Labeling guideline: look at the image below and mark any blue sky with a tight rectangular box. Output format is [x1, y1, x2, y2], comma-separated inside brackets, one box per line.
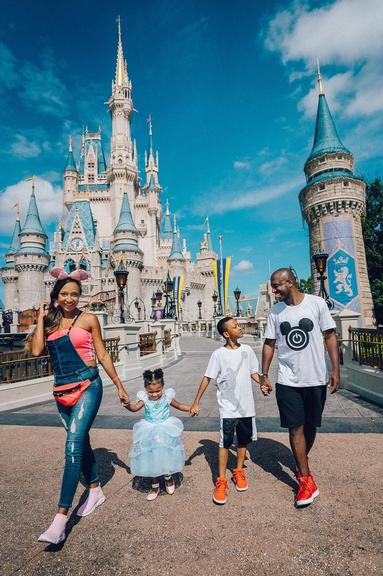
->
[1, 0, 382, 302]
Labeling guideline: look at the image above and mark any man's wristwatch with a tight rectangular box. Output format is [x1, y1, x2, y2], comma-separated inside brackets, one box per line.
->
[260, 372, 269, 379]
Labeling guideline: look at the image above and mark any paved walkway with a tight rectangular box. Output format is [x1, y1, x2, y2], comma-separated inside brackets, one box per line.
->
[1, 336, 383, 432]
[1, 336, 383, 575]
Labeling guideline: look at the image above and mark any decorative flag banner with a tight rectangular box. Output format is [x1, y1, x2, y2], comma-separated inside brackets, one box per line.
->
[212, 257, 231, 314]
[223, 256, 231, 314]
[172, 275, 184, 320]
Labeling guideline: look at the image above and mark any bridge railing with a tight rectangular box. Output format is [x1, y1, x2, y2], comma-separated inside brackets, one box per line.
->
[0, 337, 121, 384]
[349, 327, 383, 370]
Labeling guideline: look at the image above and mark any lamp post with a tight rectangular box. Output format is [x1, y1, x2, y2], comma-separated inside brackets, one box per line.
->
[197, 299, 202, 320]
[114, 263, 129, 324]
[312, 251, 334, 310]
[233, 286, 241, 317]
[163, 272, 174, 318]
[212, 291, 218, 317]
[151, 293, 157, 320]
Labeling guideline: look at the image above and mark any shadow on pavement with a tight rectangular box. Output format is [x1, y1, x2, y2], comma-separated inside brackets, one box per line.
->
[132, 473, 184, 494]
[94, 447, 130, 484]
[185, 439, 239, 483]
[248, 437, 297, 490]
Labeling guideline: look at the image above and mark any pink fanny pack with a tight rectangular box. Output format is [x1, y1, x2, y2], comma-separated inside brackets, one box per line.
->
[53, 380, 91, 407]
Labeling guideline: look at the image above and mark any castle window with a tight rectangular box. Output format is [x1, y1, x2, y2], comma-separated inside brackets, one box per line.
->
[64, 259, 76, 273]
[88, 162, 95, 169]
[318, 184, 326, 191]
[343, 180, 350, 187]
[79, 258, 90, 271]
[88, 175, 95, 182]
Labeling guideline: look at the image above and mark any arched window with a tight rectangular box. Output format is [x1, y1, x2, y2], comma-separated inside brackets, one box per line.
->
[79, 258, 90, 271]
[64, 259, 76, 273]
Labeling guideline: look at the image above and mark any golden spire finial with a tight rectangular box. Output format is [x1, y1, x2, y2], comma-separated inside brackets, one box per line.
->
[317, 57, 324, 95]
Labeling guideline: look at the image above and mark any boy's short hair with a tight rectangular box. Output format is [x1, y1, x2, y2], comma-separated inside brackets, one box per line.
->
[217, 316, 233, 337]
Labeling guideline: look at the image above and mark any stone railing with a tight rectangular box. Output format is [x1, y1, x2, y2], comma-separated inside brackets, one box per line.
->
[138, 332, 157, 356]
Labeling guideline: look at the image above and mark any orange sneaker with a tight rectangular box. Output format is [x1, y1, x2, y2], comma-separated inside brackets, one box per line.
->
[232, 468, 248, 491]
[295, 475, 319, 507]
[213, 477, 228, 504]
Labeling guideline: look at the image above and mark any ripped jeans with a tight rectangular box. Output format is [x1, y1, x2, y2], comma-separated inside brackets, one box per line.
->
[56, 377, 103, 509]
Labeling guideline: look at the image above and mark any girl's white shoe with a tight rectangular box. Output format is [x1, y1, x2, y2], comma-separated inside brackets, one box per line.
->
[147, 483, 160, 501]
[165, 476, 175, 495]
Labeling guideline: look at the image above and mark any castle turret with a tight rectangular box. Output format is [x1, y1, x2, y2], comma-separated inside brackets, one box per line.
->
[0, 210, 21, 310]
[299, 63, 374, 325]
[63, 136, 78, 211]
[112, 192, 143, 304]
[144, 115, 160, 187]
[15, 181, 50, 309]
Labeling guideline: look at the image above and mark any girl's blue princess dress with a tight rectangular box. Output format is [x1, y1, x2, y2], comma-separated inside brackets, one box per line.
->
[129, 388, 185, 478]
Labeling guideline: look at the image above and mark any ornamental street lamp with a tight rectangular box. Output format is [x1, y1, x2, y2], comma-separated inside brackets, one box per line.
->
[233, 286, 241, 317]
[312, 251, 334, 310]
[163, 272, 174, 318]
[212, 290, 218, 317]
[151, 293, 157, 320]
[197, 299, 202, 320]
[114, 263, 129, 324]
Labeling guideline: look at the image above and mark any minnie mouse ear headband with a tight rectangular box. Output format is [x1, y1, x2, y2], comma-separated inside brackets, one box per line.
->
[49, 267, 90, 281]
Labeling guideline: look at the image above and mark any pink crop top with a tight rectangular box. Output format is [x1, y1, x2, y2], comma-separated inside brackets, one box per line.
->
[47, 327, 96, 362]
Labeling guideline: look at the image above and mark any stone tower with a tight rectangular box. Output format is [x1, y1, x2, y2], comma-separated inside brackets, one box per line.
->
[299, 65, 374, 326]
[14, 182, 49, 310]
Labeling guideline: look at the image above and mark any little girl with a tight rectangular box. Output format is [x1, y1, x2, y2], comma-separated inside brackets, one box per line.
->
[126, 368, 191, 500]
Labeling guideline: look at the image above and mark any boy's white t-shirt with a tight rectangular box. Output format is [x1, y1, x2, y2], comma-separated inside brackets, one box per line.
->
[264, 294, 336, 388]
[204, 343, 259, 418]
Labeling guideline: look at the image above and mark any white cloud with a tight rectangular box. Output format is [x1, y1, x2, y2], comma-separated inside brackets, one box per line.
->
[198, 175, 302, 215]
[233, 260, 254, 271]
[263, 0, 383, 119]
[234, 160, 251, 170]
[0, 177, 62, 236]
[10, 134, 41, 158]
[259, 156, 288, 175]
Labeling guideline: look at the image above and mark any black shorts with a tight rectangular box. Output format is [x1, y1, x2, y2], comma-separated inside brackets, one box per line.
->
[276, 383, 327, 429]
[219, 416, 257, 448]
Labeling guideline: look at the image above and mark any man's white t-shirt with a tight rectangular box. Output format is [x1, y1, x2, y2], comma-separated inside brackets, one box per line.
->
[204, 344, 259, 418]
[264, 294, 336, 388]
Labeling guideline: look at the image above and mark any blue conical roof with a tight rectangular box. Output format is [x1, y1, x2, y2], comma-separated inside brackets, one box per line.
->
[168, 217, 184, 262]
[65, 149, 77, 172]
[20, 190, 47, 237]
[307, 94, 350, 161]
[114, 193, 137, 233]
[7, 216, 21, 255]
[161, 200, 173, 240]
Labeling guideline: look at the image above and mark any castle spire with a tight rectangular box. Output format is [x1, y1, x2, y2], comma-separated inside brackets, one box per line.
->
[20, 179, 47, 237]
[6, 211, 21, 256]
[145, 114, 160, 186]
[205, 216, 213, 251]
[168, 215, 185, 262]
[114, 191, 137, 233]
[161, 199, 173, 240]
[306, 65, 350, 162]
[115, 16, 127, 87]
[316, 57, 324, 95]
[64, 135, 77, 172]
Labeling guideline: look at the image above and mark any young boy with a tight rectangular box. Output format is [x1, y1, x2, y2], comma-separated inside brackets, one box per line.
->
[191, 316, 270, 504]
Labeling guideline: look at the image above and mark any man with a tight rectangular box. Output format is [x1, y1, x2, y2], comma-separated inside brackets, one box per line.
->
[261, 268, 340, 507]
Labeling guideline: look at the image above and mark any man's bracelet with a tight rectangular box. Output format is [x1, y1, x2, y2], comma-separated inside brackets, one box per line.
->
[111, 375, 120, 383]
[260, 372, 268, 379]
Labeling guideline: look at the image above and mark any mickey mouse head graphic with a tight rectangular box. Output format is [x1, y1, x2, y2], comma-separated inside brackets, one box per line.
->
[280, 318, 314, 351]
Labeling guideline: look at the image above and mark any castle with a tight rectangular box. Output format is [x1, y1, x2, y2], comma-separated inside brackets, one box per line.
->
[0, 20, 218, 323]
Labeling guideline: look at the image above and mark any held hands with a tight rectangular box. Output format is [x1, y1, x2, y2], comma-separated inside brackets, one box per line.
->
[260, 376, 273, 396]
[190, 402, 200, 417]
[328, 370, 340, 394]
[118, 387, 130, 407]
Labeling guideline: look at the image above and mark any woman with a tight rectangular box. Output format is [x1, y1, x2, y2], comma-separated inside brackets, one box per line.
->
[29, 267, 129, 544]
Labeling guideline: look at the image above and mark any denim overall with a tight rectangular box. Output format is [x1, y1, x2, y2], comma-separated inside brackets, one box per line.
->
[47, 315, 103, 509]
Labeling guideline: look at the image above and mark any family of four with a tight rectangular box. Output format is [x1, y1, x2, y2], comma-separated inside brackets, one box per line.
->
[30, 266, 339, 545]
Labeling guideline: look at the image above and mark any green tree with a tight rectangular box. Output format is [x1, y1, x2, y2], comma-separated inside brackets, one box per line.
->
[363, 178, 383, 325]
[299, 277, 313, 294]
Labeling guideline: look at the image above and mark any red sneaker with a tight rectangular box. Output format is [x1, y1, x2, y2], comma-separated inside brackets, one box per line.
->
[295, 475, 319, 507]
[213, 477, 228, 504]
[232, 468, 248, 491]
